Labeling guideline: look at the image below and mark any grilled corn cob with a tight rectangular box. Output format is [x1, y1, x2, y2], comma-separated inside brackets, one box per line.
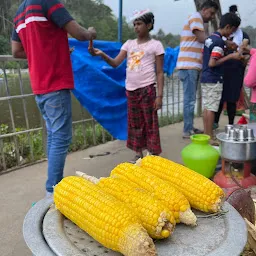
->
[77, 171, 175, 239]
[54, 176, 156, 256]
[139, 155, 225, 212]
[110, 163, 197, 226]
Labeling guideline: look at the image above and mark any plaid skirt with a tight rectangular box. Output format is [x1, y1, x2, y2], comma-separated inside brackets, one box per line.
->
[126, 84, 162, 155]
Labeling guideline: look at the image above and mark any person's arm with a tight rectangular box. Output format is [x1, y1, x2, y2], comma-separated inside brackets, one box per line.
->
[193, 30, 206, 44]
[154, 41, 165, 111]
[99, 50, 127, 68]
[11, 28, 27, 59]
[237, 32, 250, 66]
[45, 0, 96, 40]
[208, 45, 242, 68]
[12, 41, 27, 59]
[64, 21, 96, 41]
[189, 14, 205, 43]
[154, 54, 164, 111]
[89, 47, 127, 68]
[89, 40, 129, 67]
[209, 53, 241, 67]
[156, 54, 164, 97]
[225, 40, 238, 51]
[244, 50, 256, 88]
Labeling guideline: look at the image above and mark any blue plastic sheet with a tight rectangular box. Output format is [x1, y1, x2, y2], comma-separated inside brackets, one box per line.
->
[69, 39, 128, 140]
[69, 39, 179, 140]
[164, 46, 180, 76]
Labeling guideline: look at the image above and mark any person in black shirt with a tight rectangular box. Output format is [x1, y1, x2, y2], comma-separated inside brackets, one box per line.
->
[214, 5, 250, 127]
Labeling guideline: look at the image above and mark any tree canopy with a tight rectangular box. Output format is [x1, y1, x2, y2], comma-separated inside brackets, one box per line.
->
[0, 0, 182, 55]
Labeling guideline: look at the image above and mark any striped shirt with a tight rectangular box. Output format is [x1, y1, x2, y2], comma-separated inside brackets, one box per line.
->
[176, 12, 204, 70]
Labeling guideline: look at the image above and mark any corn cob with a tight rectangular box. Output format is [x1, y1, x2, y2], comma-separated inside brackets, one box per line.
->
[77, 171, 175, 239]
[54, 176, 156, 256]
[109, 163, 197, 226]
[139, 155, 225, 213]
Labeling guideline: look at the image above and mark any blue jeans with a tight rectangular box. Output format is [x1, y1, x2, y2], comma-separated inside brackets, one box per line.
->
[35, 90, 72, 193]
[178, 70, 199, 133]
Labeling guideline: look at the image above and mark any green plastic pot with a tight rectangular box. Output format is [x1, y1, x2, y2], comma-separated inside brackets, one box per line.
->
[181, 134, 220, 178]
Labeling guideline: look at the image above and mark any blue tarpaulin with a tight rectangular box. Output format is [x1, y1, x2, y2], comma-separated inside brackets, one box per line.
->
[164, 46, 180, 76]
[69, 39, 179, 140]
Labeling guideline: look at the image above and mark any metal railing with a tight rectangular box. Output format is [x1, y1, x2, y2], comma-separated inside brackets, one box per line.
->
[0, 55, 201, 173]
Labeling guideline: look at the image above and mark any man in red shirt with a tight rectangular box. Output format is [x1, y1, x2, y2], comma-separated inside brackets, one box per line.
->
[12, 0, 96, 197]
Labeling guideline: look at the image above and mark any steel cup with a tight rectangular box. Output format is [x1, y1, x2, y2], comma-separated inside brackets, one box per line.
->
[228, 129, 237, 141]
[238, 129, 246, 141]
[247, 128, 255, 141]
[225, 125, 233, 135]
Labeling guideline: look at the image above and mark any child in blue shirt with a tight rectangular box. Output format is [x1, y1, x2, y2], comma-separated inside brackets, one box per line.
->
[201, 12, 242, 145]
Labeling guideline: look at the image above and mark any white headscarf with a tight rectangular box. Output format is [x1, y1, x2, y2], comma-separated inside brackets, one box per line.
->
[129, 9, 152, 23]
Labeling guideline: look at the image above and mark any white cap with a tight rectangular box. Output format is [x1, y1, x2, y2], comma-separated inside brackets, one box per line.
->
[129, 9, 151, 23]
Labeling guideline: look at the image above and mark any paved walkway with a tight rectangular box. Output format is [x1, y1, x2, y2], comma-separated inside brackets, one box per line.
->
[0, 116, 230, 256]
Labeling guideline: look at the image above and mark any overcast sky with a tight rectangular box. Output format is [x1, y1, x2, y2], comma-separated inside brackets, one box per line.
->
[103, 0, 256, 35]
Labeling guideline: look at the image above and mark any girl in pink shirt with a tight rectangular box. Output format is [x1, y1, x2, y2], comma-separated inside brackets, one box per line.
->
[244, 48, 256, 122]
[89, 10, 165, 162]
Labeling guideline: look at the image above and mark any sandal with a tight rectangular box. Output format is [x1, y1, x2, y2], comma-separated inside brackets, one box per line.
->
[193, 128, 204, 134]
[129, 154, 143, 164]
[210, 139, 219, 146]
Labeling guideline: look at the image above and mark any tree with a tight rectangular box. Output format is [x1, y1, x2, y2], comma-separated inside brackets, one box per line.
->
[153, 29, 180, 48]
[0, 0, 200, 55]
[0, 35, 10, 54]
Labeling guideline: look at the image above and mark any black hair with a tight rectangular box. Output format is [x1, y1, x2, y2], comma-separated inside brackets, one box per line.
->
[219, 12, 241, 29]
[200, 0, 219, 11]
[135, 12, 155, 31]
[229, 5, 238, 13]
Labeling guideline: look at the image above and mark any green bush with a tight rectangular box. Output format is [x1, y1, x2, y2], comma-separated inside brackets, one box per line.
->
[0, 35, 10, 55]
[0, 124, 45, 171]
[69, 123, 112, 152]
[0, 122, 112, 171]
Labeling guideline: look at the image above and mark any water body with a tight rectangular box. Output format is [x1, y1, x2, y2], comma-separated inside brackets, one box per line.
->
[0, 76, 91, 129]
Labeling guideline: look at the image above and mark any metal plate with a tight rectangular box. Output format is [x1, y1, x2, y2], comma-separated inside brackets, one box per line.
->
[42, 202, 247, 256]
[63, 218, 120, 256]
[23, 198, 56, 256]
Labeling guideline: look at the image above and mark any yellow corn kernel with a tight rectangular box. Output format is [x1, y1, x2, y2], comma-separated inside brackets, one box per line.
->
[54, 176, 156, 256]
[139, 156, 225, 213]
[110, 163, 197, 226]
[97, 176, 175, 239]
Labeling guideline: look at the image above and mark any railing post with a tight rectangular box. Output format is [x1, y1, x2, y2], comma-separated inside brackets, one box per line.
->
[171, 74, 175, 123]
[118, 0, 123, 42]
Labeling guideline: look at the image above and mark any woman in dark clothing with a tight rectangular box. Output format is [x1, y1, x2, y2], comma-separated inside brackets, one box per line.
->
[214, 5, 250, 127]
